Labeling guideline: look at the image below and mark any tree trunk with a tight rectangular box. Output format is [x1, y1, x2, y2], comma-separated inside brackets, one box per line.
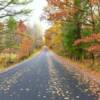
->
[89, 0, 96, 32]
[91, 53, 95, 66]
[76, 22, 83, 60]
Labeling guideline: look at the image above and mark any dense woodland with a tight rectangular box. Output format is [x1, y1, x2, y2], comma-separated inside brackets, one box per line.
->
[44, 0, 100, 68]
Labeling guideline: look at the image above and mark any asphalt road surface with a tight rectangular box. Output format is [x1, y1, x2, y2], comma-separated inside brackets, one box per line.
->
[0, 49, 99, 100]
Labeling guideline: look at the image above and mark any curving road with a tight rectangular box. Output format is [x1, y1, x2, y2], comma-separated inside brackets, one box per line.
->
[0, 49, 99, 100]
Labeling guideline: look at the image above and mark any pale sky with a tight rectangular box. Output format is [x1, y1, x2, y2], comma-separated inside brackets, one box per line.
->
[26, 0, 50, 35]
[28, 0, 47, 20]
[1, 0, 50, 35]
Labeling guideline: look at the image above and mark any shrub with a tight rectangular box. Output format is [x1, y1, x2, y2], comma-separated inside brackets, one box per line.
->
[0, 53, 17, 67]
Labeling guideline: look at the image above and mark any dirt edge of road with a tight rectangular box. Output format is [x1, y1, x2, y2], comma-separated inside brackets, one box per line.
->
[0, 51, 41, 74]
[50, 51, 100, 96]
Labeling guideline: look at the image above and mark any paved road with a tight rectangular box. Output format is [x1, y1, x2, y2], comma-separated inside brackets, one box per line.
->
[0, 50, 99, 100]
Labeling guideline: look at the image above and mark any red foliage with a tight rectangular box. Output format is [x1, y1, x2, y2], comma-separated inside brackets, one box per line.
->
[17, 37, 33, 59]
[74, 33, 100, 45]
[74, 33, 100, 53]
[0, 22, 4, 28]
[48, 0, 69, 5]
[47, 0, 78, 21]
[48, 7, 78, 20]
[16, 20, 27, 34]
[87, 45, 100, 53]
[49, 10, 68, 20]
[89, 0, 100, 5]
[47, 0, 68, 6]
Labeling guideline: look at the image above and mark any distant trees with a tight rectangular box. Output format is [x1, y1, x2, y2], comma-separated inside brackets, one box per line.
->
[33, 23, 44, 48]
[45, 21, 62, 50]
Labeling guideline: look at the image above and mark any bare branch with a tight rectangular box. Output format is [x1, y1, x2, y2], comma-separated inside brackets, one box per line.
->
[0, 0, 13, 10]
[0, 9, 32, 18]
[0, 0, 33, 18]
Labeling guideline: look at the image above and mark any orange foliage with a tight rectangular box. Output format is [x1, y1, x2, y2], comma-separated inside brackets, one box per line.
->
[17, 37, 33, 59]
[87, 45, 100, 53]
[48, 0, 61, 6]
[0, 22, 4, 28]
[49, 10, 68, 20]
[16, 20, 27, 34]
[74, 33, 100, 45]
[47, 0, 78, 21]
[48, 7, 78, 20]
[15, 20, 33, 59]
[74, 33, 100, 53]
[48, 0, 70, 6]
[89, 0, 100, 5]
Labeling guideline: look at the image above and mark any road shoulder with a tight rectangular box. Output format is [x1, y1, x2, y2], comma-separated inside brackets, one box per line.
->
[0, 51, 41, 74]
[50, 51, 100, 95]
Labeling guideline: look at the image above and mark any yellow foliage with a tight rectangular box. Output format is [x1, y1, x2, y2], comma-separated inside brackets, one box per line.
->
[45, 21, 63, 51]
[0, 53, 17, 65]
[46, 21, 62, 34]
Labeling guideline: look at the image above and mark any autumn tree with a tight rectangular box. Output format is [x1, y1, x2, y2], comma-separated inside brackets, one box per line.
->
[73, 0, 100, 63]
[15, 20, 34, 59]
[45, 21, 63, 54]
[18, 36, 33, 59]
[74, 33, 100, 64]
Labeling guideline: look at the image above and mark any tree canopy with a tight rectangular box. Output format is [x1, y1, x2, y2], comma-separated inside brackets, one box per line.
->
[44, 0, 100, 63]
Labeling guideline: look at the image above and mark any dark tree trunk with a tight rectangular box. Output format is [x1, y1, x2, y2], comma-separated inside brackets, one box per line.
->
[76, 22, 83, 60]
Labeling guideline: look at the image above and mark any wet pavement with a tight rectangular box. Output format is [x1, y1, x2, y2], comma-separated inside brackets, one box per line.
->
[0, 50, 99, 100]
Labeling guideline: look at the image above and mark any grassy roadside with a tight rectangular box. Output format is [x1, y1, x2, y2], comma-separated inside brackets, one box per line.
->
[59, 55, 100, 72]
[51, 50, 100, 82]
[0, 48, 41, 73]
[51, 51, 100, 95]
[53, 49, 100, 72]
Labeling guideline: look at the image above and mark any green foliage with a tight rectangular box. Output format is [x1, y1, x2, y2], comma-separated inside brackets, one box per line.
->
[0, 17, 19, 51]
[7, 16, 17, 32]
[11, 0, 33, 4]
[62, 22, 84, 58]
[95, 20, 100, 32]
[3, 17, 18, 49]
[75, 0, 81, 7]
[82, 29, 92, 36]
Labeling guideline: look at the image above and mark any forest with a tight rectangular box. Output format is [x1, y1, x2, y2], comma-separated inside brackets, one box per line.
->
[44, 0, 100, 71]
[0, 0, 43, 71]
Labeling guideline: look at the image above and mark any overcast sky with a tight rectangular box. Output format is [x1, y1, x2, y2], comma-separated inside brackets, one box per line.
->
[26, 0, 50, 35]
